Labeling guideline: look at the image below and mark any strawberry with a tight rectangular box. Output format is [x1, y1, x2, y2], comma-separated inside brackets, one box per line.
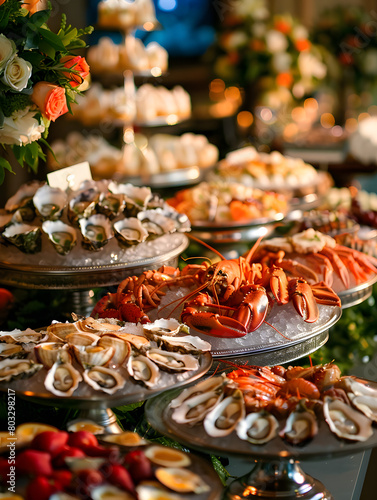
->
[25, 475, 61, 500]
[82, 444, 119, 461]
[51, 469, 73, 488]
[123, 450, 152, 483]
[67, 430, 98, 449]
[102, 463, 135, 492]
[53, 446, 86, 468]
[17, 449, 53, 477]
[30, 431, 69, 457]
[73, 468, 104, 497]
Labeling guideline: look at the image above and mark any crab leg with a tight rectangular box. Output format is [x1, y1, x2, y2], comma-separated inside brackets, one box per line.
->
[310, 281, 341, 307]
[319, 247, 350, 289]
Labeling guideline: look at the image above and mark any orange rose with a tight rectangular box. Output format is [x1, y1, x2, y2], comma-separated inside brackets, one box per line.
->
[0, 0, 6, 7]
[60, 55, 90, 88]
[22, 0, 45, 15]
[276, 72, 293, 88]
[31, 82, 68, 122]
[295, 39, 311, 52]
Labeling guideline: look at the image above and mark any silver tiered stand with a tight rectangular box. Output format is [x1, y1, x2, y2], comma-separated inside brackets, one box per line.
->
[145, 376, 377, 500]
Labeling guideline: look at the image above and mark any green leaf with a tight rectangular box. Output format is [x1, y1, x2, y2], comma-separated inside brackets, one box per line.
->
[39, 39, 55, 59]
[211, 455, 231, 485]
[61, 28, 78, 46]
[0, 157, 15, 185]
[29, 9, 50, 27]
[38, 27, 66, 52]
[24, 142, 40, 173]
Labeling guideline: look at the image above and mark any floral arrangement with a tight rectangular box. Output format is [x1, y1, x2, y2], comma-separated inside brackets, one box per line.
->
[212, 1, 327, 107]
[0, 0, 93, 183]
[312, 6, 377, 93]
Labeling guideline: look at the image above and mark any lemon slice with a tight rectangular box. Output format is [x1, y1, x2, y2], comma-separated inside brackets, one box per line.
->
[15, 422, 59, 443]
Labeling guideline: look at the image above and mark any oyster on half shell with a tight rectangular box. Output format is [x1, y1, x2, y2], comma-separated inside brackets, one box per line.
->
[33, 184, 67, 220]
[34, 342, 71, 368]
[44, 358, 82, 397]
[137, 209, 176, 237]
[279, 399, 318, 445]
[79, 214, 113, 251]
[2, 223, 42, 253]
[237, 411, 279, 445]
[42, 220, 77, 255]
[146, 348, 199, 372]
[0, 358, 43, 382]
[143, 318, 189, 340]
[323, 396, 373, 441]
[113, 217, 148, 247]
[83, 366, 125, 394]
[127, 354, 160, 388]
[203, 388, 245, 437]
[68, 187, 99, 225]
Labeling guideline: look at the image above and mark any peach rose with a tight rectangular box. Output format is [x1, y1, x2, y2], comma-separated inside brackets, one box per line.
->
[0, 0, 6, 7]
[31, 82, 68, 122]
[60, 55, 90, 88]
[22, 0, 46, 15]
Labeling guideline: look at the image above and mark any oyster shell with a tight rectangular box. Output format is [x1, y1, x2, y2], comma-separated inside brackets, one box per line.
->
[2, 223, 42, 253]
[96, 191, 125, 219]
[83, 365, 125, 394]
[155, 206, 191, 233]
[348, 394, 377, 422]
[0, 328, 43, 344]
[171, 388, 225, 426]
[340, 377, 377, 398]
[143, 319, 189, 340]
[42, 220, 77, 255]
[323, 396, 373, 441]
[136, 484, 182, 500]
[146, 348, 199, 372]
[0, 358, 43, 382]
[98, 335, 131, 367]
[279, 400, 318, 445]
[79, 214, 114, 251]
[66, 419, 105, 434]
[144, 445, 191, 467]
[44, 359, 82, 397]
[72, 344, 115, 369]
[237, 411, 279, 444]
[137, 209, 176, 237]
[47, 322, 79, 341]
[155, 467, 209, 493]
[114, 332, 150, 351]
[127, 354, 160, 388]
[170, 374, 229, 409]
[5, 180, 44, 212]
[109, 182, 152, 217]
[33, 184, 67, 220]
[34, 342, 71, 368]
[68, 187, 99, 225]
[157, 334, 211, 354]
[113, 217, 148, 247]
[101, 431, 148, 447]
[0, 343, 25, 359]
[0, 211, 13, 232]
[203, 388, 245, 437]
[65, 332, 100, 346]
[91, 486, 133, 500]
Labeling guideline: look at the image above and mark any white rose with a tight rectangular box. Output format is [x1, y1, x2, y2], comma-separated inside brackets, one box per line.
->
[298, 52, 327, 80]
[272, 52, 292, 72]
[0, 34, 16, 73]
[292, 25, 309, 41]
[2, 56, 32, 91]
[266, 30, 288, 53]
[0, 108, 45, 146]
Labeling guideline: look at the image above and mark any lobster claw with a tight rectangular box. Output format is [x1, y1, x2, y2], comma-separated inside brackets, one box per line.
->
[182, 309, 247, 338]
[310, 281, 341, 307]
[232, 284, 269, 332]
[288, 278, 319, 323]
[268, 267, 289, 305]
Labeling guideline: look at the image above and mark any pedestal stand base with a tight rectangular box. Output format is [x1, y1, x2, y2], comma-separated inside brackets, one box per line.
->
[224, 459, 334, 499]
[70, 408, 123, 434]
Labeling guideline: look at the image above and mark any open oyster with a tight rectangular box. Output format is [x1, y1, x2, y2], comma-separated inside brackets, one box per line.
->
[33, 184, 67, 220]
[2, 223, 42, 253]
[171, 388, 225, 426]
[0, 343, 25, 359]
[79, 214, 113, 251]
[203, 388, 245, 437]
[127, 354, 160, 388]
[96, 191, 124, 219]
[98, 335, 131, 367]
[42, 220, 77, 255]
[44, 358, 82, 397]
[0, 359, 42, 382]
[83, 366, 125, 394]
[109, 182, 152, 217]
[155, 467, 209, 493]
[157, 334, 211, 354]
[143, 319, 189, 340]
[113, 217, 148, 247]
[91, 485, 133, 500]
[279, 399, 318, 445]
[5, 180, 43, 213]
[34, 342, 71, 368]
[68, 187, 99, 225]
[137, 209, 176, 237]
[323, 396, 373, 441]
[0, 328, 43, 344]
[237, 411, 279, 444]
[155, 206, 191, 233]
[146, 348, 199, 372]
[72, 344, 115, 369]
[144, 445, 191, 467]
[170, 374, 229, 409]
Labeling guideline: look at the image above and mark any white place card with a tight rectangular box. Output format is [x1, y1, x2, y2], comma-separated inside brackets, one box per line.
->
[47, 162, 92, 191]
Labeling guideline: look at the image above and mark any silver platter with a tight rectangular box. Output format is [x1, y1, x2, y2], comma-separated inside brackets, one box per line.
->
[338, 273, 377, 309]
[0, 234, 188, 290]
[0, 352, 212, 410]
[145, 375, 377, 461]
[117, 165, 207, 189]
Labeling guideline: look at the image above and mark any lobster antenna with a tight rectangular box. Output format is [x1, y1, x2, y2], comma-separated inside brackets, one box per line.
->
[245, 234, 265, 264]
[187, 233, 225, 260]
[181, 255, 212, 265]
